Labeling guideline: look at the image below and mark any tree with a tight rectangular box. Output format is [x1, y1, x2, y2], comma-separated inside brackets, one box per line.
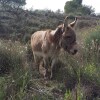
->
[77, 5, 94, 15]
[64, 1, 79, 14]
[0, 0, 26, 9]
[73, 0, 82, 5]
[64, 0, 94, 15]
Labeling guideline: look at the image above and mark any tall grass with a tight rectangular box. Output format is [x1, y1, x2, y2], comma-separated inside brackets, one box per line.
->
[0, 40, 28, 74]
[0, 40, 31, 100]
[84, 27, 100, 65]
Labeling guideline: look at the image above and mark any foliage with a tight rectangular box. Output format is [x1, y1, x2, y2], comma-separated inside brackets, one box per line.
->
[0, 9, 65, 43]
[73, 0, 82, 5]
[0, 77, 6, 100]
[0, 40, 27, 74]
[0, 0, 26, 9]
[64, 1, 79, 14]
[77, 5, 94, 15]
[77, 19, 97, 29]
[64, 0, 94, 15]
[84, 26, 100, 64]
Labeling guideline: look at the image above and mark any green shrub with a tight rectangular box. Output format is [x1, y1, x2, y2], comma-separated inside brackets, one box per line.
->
[64, 84, 86, 100]
[0, 77, 6, 100]
[0, 39, 31, 99]
[84, 27, 100, 64]
[81, 63, 100, 89]
[0, 40, 27, 74]
[77, 20, 97, 29]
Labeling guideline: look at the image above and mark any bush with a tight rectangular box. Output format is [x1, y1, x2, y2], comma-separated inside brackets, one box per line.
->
[64, 0, 94, 15]
[0, 77, 6, 100]
[0, 39, 31, 100]
[0, 40, 27, 74]
[84, 27, 100, 64]
[77, 20, 97, 29]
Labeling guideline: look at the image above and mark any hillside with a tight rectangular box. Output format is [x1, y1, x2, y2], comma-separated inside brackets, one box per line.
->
[0, 8, 100, 42]
[0, 9, 64, 41]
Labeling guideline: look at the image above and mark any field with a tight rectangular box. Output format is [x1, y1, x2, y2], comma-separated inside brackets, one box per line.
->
[0, 9, 100, 100]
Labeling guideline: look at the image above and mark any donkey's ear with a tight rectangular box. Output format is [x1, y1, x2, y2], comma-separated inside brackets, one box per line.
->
[69, 17, 77, 28]
[55, 25, 63, 35]
[63, 16, 68, 31]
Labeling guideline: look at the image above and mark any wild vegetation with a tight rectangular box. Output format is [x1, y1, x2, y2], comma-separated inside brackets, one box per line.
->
[0, 0, 100, 100]
[64, 0, 94, 15]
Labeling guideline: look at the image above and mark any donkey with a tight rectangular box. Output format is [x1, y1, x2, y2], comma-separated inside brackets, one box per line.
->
[31, 16, 78, 79]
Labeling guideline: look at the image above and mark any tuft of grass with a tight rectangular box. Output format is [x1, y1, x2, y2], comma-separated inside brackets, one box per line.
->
[0, 77, 6, 100]
[0, 40, 28, 74]
[83, 26, 100, 64]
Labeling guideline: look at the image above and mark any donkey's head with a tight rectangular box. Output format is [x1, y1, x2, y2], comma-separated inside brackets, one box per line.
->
[59, 16, 78, 55]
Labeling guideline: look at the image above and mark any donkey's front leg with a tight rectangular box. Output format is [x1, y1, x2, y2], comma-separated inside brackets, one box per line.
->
[42, 57, 50, 79]
[50, 59, 56, 79]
